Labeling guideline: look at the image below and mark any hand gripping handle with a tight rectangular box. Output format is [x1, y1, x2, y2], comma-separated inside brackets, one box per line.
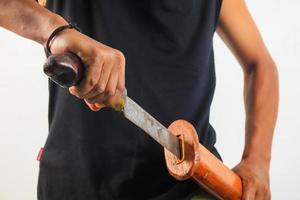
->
[43, 53, 125, 111]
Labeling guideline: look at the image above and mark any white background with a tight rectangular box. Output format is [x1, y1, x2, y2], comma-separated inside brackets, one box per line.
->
[0, 1, 299, 199]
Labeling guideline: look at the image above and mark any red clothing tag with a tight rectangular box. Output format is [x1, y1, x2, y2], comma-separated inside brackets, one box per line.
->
[36, 147, 44, 161]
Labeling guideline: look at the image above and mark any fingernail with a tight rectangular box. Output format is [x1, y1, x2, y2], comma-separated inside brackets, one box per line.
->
[91, 107, 100, 112]
[94, 103, 101, 108]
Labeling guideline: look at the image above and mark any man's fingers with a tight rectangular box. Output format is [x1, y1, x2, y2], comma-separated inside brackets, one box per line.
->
[80, 85, 102, 99]
[84, 100, 104, 112]
[117, 56, 125, 91]
[98, 60, 113, 95]
[106, 67, 119, 96]
[242, 180, 256, 200]
[66, 46, 125, 112]
[117, 70, 125, 92]
[255, 190, 265, 200]
[79, 67, 119, 106]
[264, 190, 271, 200]
[85, 93, 107, 104]
[70, 61, 102, 97]
[81, 71, 104, 99]
[256, 184, 271, 200]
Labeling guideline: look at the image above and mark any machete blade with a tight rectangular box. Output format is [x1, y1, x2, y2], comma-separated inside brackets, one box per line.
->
[122, 97, 181, 158]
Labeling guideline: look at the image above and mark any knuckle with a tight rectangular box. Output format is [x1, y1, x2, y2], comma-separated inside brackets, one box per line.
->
[97, 83, 106, 93]
[106, 88, 115, 96]
[90, 48, 104, 65]
[118, 79, 125, 90]
[118, 83, 125, 91]
[254, 177, 261, 185]
[94, 84, 105, 93]
[87, 77, 97, 88]
[87, 49, 98, 64]
[113, 50, 125, 65]
[252, 177, 262, 187]
[247, 178, 256, 186]
[251, 179, 259, 186]
[103, 51, 113, 64]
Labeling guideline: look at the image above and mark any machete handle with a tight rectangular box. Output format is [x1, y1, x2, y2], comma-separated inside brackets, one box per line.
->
[164, 120, 243, 200]
[43, 53, 83, 88]
[43, 53, 125, 111]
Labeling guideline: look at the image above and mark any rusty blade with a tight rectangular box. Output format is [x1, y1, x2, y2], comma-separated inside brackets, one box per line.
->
[123, 97, 181, 158]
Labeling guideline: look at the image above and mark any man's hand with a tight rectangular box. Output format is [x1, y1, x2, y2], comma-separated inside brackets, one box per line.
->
[49, 28, 126, 111]
[233, 159, 271, 200]
[0, 0, 125, 111]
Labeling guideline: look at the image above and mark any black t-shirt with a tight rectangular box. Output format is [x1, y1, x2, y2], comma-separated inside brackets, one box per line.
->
[38, 1, 223, 200]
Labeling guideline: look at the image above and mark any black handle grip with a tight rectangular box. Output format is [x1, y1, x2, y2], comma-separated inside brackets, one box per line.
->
[43, 53, 84, 88]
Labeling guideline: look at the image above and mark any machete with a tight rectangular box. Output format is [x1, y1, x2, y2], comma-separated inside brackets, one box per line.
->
[122, 95, 182, 158]
[43, 52, 243, 200]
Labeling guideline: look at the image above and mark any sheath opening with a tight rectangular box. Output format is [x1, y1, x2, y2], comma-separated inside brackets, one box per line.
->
[176, 134, 185, 164]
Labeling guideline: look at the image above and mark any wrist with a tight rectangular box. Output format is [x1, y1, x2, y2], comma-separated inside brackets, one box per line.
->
[40, 14, 68, 47]
[45, 23, 81, 54]
[241, 152, 271, 171]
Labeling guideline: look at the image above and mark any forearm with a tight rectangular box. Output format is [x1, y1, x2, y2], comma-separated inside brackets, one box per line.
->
[242, 57, 279, 169]
[0, 0, 66, 45]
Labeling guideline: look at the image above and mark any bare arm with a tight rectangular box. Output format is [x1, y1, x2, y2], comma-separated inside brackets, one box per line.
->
[0, 0, 66, 45]
[0, 0, 125, 110]
[217, 0, 279, 199]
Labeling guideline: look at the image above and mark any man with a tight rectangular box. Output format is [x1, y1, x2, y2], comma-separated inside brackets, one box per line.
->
[0, 0, 278, 199]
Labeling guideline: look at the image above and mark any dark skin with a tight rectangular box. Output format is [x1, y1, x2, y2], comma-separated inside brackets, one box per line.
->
[0, 0, 279, 199]
[217, 0, 278, 199]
